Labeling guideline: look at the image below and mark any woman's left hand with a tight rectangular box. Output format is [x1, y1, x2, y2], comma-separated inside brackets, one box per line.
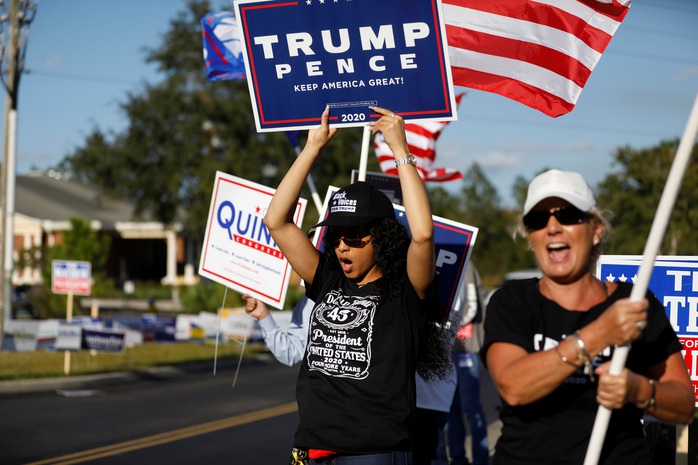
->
[369, 106, 409, 155]
[595, 362, 640, 409]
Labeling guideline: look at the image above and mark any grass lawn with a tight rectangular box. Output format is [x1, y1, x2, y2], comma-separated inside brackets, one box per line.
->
[0, 341, 266, 381]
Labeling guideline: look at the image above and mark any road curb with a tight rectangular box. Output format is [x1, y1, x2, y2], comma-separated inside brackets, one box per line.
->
[0, 371, 140, 394]
[0, 356, 265, 395]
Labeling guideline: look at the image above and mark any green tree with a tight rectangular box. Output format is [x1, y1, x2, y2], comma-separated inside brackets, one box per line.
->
[427, 164, 536, 288]
[427, 185, 465, 221]
[59, 0, 368, 240]
[459, 164, 536, 286]
[596, 139, 698, 256]
[25, 218, 112, 319]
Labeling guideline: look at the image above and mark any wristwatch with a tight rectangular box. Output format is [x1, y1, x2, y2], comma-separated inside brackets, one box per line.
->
[395, 154, 417, 167]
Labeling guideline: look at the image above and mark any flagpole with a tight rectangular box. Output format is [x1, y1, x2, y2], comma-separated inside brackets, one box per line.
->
[358, 125, 371, 182]
[583, 91, 698, 465]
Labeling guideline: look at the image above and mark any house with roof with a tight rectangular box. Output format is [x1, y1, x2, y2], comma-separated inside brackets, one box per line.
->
[13, 172, 197, 292]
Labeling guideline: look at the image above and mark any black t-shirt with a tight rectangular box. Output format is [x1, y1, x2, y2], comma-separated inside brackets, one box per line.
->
[481, 279, 682, 465]
[294, 257, 433, 454]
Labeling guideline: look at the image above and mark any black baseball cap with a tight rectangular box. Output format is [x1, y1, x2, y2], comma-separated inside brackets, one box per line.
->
[315, 181, 395, 228]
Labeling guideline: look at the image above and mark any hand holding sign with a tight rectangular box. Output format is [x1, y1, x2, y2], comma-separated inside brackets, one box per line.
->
[368, 106, 409, 158]
[234, 0, 457, 131]
[306, 106, 338, 153]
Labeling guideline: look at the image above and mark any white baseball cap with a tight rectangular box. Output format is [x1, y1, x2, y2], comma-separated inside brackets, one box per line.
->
[523, 169, 595, 215]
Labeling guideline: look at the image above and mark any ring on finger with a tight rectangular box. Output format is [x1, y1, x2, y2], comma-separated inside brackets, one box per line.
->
[636, 320, 647, 330]
[391, 112, 397, 118]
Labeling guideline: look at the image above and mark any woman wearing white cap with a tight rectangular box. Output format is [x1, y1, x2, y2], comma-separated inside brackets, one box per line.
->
[265, 106, 445, 465]
[481, 169, 693, 465]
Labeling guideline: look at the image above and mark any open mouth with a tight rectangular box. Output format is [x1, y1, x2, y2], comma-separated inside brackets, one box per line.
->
[339, 258, 353, 274]
[547, 242, 570, 261]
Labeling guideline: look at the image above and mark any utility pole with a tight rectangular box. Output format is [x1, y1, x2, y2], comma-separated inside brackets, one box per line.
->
[0, 0, 38, 346]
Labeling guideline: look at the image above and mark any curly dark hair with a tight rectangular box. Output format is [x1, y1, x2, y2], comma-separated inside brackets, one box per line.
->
[416, 321, 455, 382]
[322, 218, 452, 381]
[416, 274, 456, 382]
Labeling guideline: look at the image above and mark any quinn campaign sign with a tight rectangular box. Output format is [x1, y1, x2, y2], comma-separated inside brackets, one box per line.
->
[315, 185, 477, 323]
[199, 171, 307, 309]
[51, 260, 92, 296]
[234, 0, 457, 132]
[597, 255, 698, 405]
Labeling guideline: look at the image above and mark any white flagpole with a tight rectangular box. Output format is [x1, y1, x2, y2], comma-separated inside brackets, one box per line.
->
[358, 125, 371, 181]
[584, 91, 698, 465]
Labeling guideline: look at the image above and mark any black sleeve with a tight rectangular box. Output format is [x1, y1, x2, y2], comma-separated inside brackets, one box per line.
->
[480, 280, 538, 366]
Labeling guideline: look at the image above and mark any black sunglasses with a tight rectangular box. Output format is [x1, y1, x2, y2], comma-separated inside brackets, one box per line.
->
[523, 206, 589, 231]
[324, 231, 372, 248]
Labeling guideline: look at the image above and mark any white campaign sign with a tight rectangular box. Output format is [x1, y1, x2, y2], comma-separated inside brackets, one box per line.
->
[51, 260, 92, 296]
[198, 171, 307, 309]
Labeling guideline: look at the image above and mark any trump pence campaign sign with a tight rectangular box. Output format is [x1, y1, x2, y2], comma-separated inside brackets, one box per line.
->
[234, 0, 457, 131]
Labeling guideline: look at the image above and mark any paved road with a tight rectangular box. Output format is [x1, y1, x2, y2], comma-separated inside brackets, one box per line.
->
[0, 355, 300, 464]
[0, 354, 504, 465]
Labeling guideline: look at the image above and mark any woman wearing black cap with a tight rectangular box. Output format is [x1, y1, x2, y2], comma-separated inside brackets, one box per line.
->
[481, 169, 694, 465]
[265, 105, 437, 465]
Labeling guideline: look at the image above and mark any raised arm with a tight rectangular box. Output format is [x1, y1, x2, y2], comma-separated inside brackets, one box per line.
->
[369, 107, 435, 298]
[263, 107, 338, 285]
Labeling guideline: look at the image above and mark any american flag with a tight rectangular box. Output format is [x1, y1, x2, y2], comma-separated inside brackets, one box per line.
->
[374, 94, 465, 183]
[444, 0, 631, 117]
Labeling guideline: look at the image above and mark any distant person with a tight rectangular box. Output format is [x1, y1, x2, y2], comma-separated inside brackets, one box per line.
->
[482, 169, 694, 465]
[434, 262, 489, 465]
[262, 105, 444, 464]
[242, 294, 312, 366]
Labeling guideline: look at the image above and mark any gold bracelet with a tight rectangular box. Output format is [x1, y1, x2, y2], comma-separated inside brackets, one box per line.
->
[554, 344, 582, 367]
[573, 331, 593, 360]
[572, 331, 595, 382]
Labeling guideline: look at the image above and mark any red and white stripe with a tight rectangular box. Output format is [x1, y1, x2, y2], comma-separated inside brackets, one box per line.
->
[374, 94, 465, 183]
[444, 0, 631, 117]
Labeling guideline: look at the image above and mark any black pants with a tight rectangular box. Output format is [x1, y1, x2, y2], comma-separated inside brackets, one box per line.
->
[412, 408, 448, 465]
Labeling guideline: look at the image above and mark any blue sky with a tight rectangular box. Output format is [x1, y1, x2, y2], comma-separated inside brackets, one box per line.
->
[5, 0, 698, 208]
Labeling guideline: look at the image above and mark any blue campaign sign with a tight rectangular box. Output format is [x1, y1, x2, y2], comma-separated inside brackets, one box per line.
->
[314, 185, 478, 323]
[598, 255, 698, 405]
[81, 329, 126, 354]
[405, 210, 478, 323]
[234, 0, 457, 132]
[597, 255, 698, 337]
